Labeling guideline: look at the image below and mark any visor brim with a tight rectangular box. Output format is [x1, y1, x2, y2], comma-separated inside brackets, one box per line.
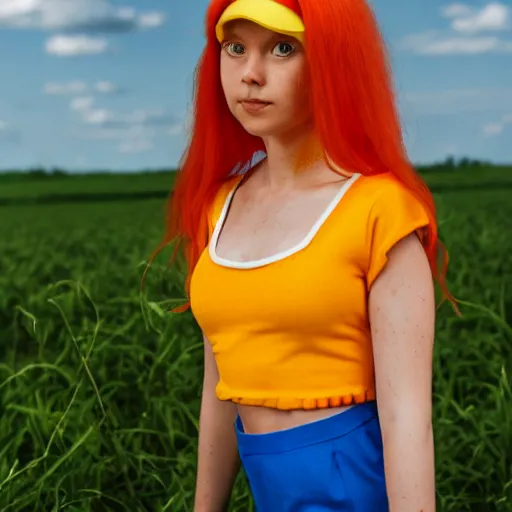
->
[215, 0, 305, 43]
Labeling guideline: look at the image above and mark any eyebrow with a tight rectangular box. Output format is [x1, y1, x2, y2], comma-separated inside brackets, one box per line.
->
[222, 27, 242, 40]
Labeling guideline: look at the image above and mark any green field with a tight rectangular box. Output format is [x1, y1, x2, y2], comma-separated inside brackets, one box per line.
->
[0, 164, 511, 202]
[0, 168, 511, 511]
[0, 172, 177, 201]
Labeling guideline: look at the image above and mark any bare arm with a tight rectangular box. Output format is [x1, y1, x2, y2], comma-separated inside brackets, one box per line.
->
[369, 233, 436, 512]
[194, 334, 241, 512]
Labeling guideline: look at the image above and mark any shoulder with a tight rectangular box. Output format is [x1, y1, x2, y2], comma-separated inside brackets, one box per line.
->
[350, 172, 429, 227]
[350, 172, 431, 288]
[352, 172, 421, 207]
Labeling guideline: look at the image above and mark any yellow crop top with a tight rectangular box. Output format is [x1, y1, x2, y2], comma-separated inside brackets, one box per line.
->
[189, 171, 430, 410]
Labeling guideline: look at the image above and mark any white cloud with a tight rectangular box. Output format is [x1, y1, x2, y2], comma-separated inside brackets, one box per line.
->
[400, 3, 512, 55]
[80, 124, 155, 153]
[121, 108, 174, 126]
[138, 12, 166, 28]
[403, 88, 512, 115]
[482, 112, 512, 136]
[399, 32, 512, 55]
[443, 2, 510, 33]
[95, 81, 119, 94]
[2, 1, 164, 58]
[117, 7, 135, 20]
[0, 0, 165, 33]
[82, 127, 128, 140]
[483, 123, 504, 136]
[45, 35, 109, 56]
[45, 80, 121, 95]
[83, 108, 114, 125]
[68, 93, 176, 129]
[442, 4, 474, 18]
[67, 94, 179, 153]
[118, 138, 154, 153]
[44, 80, 87, 94]
[76, 106, 174, 128]
[70, 96, 95, 111]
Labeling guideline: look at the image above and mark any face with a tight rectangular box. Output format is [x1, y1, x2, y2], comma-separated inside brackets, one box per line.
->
[219, 19, 312, 139]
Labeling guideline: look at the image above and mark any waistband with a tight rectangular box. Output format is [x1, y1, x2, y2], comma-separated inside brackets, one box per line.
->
[235, 400, 378, 456]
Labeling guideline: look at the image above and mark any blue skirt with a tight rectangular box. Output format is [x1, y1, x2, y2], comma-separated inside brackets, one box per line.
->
[235, 400, 389, 511]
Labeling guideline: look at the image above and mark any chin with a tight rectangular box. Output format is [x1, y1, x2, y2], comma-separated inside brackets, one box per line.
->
[237, 118, 283, 138]
[241, 125, 273, 137]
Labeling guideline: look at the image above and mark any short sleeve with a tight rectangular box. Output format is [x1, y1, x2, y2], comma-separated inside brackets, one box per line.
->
[365, 180, 430, 289]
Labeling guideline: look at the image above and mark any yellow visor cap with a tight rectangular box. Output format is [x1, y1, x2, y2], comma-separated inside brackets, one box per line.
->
[215, 0, 305, 44]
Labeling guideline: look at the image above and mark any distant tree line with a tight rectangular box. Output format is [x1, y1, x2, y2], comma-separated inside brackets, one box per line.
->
[0, 157, 506, 182]
[0, 167, 176, 182]
[416, 156, 495, 173]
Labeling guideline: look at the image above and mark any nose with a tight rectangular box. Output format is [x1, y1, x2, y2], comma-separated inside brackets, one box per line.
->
[241, 53, 266, 86]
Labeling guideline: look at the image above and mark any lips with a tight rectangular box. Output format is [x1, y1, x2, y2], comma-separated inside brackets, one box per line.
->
[240, 99, 271, 113]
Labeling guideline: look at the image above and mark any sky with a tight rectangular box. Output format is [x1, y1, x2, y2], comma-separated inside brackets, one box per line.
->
[0, 0, 511, 172]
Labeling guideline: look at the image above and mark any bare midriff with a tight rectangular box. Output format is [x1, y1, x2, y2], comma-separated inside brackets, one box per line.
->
[237, 403, 355, 434]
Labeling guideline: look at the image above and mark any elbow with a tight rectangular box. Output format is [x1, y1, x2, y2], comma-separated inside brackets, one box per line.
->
[377, 399, 433, 436]
[378, 408, 433, 444]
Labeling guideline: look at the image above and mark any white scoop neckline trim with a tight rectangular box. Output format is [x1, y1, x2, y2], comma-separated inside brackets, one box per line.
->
[209, 172, 361, 269]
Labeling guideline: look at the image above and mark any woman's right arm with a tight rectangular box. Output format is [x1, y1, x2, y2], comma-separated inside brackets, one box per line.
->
[193, 334, 241, 512]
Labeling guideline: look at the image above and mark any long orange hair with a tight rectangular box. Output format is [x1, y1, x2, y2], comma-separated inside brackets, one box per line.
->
[143, 0, 458, 314]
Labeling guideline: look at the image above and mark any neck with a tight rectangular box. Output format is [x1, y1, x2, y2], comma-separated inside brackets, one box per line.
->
[259, 124, 322, 191]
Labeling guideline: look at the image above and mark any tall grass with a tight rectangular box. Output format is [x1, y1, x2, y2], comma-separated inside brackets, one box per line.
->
[0, 190, 511, 511]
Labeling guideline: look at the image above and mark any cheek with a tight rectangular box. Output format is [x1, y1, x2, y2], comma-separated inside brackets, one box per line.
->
[278, 64, 311, 115]
[220, 60, 237, 109]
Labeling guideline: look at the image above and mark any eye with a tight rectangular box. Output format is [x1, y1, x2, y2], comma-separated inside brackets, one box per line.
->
[272, 41, 295, 57]
[224, 42, 246, 56]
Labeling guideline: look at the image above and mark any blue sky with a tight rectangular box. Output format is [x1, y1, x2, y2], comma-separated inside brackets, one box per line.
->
[0, 0, 510, 172]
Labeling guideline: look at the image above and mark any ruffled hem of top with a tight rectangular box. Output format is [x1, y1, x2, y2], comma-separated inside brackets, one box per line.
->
[227, 389, 376, 411]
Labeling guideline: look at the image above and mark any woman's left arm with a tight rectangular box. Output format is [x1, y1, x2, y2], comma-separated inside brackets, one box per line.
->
[369, 231, 436, 512]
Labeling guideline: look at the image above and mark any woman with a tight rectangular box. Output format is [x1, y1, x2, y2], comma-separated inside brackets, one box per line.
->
[148, 0, 458, 510]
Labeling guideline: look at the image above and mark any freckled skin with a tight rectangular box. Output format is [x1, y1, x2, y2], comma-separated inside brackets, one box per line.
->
[216, 19, 358, 437]
[200, 14, 437, 512]
[369, 233, 436, 511]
